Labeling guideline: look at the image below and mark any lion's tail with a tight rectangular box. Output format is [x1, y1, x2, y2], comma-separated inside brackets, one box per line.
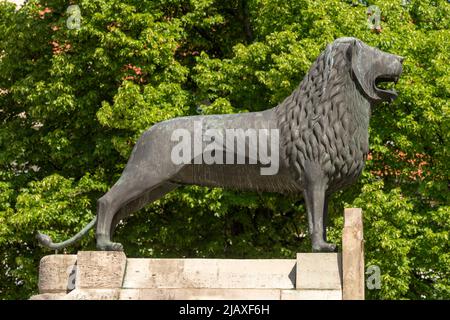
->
[36, 216, 97, 250]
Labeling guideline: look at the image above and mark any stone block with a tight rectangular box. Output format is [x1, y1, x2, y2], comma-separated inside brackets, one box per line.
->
[122, 258, 296, 289]
[63, 289, 120, 300]
[281, 289, 342, 300]
[38, 254, 77, 293]
[296, 253, 342, 290]
[76, 251, 126, 289]
[29, 293, 66, 300]
[120, 288, 281, 300]
[342, 208, 365, 300]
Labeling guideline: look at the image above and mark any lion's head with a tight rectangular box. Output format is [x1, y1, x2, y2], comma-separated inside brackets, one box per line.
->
[328, 37, 403, 104]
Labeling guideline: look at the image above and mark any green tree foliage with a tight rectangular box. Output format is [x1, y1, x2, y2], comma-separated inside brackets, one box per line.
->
[0, 0, 448, 299]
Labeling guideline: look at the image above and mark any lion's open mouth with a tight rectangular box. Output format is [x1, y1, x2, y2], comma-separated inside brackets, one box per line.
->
[374, 75, 399, 101]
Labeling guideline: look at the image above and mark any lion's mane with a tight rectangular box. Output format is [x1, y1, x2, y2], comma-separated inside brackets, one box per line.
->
[275, 39, 371, 192]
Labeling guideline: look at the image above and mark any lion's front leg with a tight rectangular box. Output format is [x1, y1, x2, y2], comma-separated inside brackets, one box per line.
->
[302, 165, 337, 252]
[303, 186, 336, 252]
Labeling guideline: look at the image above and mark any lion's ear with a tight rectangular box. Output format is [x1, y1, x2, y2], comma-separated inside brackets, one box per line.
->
[350, 39, 378, 102]
[350, 40, 362, 82]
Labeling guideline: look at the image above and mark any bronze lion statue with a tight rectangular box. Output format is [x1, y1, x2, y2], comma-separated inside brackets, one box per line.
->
[37, 37, 403, 252]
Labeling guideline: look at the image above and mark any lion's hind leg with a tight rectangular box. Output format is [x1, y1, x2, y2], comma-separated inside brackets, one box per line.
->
[109, 182, 178, 237]
[96, 191, 124, 251]
[96, 171, 172, 251]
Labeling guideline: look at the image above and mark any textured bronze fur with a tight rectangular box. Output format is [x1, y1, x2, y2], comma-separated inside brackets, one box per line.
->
[37, 37, 403, 252]
[276, 41, 370, 193]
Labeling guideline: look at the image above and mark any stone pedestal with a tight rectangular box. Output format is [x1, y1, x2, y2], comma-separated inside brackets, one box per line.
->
[30, 209, 364, 300]
[30, 254, 341, 300]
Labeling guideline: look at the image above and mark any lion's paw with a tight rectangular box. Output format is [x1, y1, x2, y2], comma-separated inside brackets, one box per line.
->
[312, 241, 337, 253]
[96, 241, 124, 251]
